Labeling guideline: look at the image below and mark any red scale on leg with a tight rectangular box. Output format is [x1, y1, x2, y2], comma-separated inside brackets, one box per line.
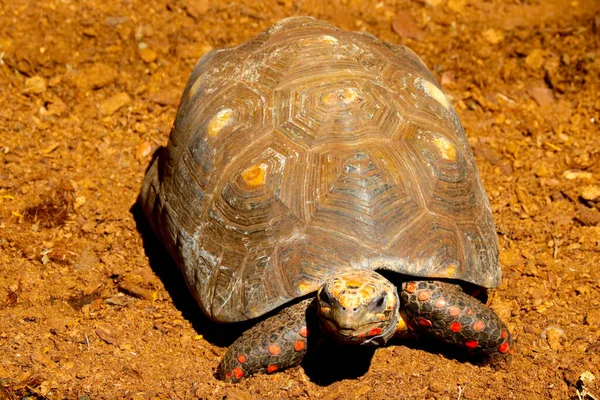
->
[299, 326, 308, 338]
[418, 290, 431, 301]
[448, 306, 461, 317]
[450, 322, 461, 332]
[405, 282, 416, 293]
[435, 299, 446, 308]
[233, 367, 244, 379]
[473, 320, 485, 331]
[417, 317, 432, 327]
[268, 344, 281, 355]
[465, 339, 478, 349]
[294, 340, 305, 351]
[237, 354, 247, 363]
[267, 365, 278, 373]
[498, 341, 510, 353]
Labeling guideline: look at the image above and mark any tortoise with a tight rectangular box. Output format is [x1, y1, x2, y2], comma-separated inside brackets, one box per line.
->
[140, 16, 513, 382]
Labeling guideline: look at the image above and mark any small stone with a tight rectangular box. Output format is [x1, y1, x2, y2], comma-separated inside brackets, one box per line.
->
[96, 324, 124, 346]
[138, 47, 157, 63]
[581, 185, 600, 201]
[447, 0, 466, 13]
[563, 170, 593, 180]
[185, 0, 210, 19]
[135, 142, 153, 161]
[525, 49, 545, 69]
[542, 326, 564, 351]
[71, 63, 118, 90]
[392, 12, 424, 41]
[575, 204, 600, 226]
[527, 86, 554, 107]
[23, 76, 47, 94]
[482, 28, 504, 45]
[99, 92, 132, 116]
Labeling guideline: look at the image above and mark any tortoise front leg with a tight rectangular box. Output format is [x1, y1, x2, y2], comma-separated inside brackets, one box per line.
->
[399, 281, 514, 357]
[217, 298, 314, 382]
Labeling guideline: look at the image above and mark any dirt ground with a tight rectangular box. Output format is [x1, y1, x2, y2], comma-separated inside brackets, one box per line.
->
[1, 0, 600, 398]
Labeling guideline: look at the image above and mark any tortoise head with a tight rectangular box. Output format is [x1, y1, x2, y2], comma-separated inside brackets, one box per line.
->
[316, 270, 399, 345]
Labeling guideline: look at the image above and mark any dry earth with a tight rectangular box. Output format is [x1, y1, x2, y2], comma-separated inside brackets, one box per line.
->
[1, 0, 600, 399]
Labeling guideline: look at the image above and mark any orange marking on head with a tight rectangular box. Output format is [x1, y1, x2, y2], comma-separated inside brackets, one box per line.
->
[435, 299, 446, 308]
[448, 306, 461, 317]
[465, 340, 478, 349]
[299, 327, 308, 337]
[368, 327, 383, 336]
[498, 342, 510, 353]
[339, 293, 361, 310]
[417, 290, 431, 301]
[233, 367, 244, 379]
[294, 340, 305, 351]
[268, 344, 281, 355]
[267, 365, 278, 373]
[473, 321, 485, 331]
[405, 282, 416, 293]
[450, 322, 461, 332]
[241, 163, 267, 186]
[320, 307, 329, 314]
[237, 354, 246, 363]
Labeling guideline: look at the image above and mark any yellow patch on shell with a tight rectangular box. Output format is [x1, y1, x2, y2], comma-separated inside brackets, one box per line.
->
[433, 136, 457, 162]
[241, 163, 268, 186]
[439, 263, 458, 278]
[207, 108, 234, 137]
[420, 79, 451, 110]
[320, 35, 339, 44]
[322, 88, 359, 106]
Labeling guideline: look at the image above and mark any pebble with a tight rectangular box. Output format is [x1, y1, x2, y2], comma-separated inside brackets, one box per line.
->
[581, 185, 600, 201]
[23, 76, 47, 94]
[72, 63, 118, 90]
[139, 47, 157, 63]
[392, 12, 424, 40]
[563, 169, 593, 180]
[541, 326, 564, 351]
[100, 92, 132, 116]
[482, 28, 504, 45]
[135, 142, 153, 161]
[527, 86, 554, 107]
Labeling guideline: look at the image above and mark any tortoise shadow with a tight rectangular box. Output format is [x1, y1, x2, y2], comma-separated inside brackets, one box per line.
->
[131, 201, 253, 347]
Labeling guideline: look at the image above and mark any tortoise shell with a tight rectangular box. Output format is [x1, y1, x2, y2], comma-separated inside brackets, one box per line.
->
[140, 17, 500, 323]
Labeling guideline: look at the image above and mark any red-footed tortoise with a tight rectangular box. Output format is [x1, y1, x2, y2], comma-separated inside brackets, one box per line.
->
[140, 16, 513, 382]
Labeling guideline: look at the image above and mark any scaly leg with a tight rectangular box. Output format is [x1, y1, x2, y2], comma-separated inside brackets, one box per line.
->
[217, 299, 314, 382]
[399, 281, 513, 357]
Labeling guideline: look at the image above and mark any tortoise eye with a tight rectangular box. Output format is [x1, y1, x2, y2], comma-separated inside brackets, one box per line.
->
[319, 289, 334, 305]
[372, 293, 387, 310]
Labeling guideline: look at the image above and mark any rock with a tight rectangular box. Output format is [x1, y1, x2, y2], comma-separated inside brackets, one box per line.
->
[525, 49, 545, 70]
[99, 92, 132, 116]
[392, 12, 424, 41]
[135, 142, 153, 161]
[542, 326, 565, 351]
[23, 76, 47, 94]
[527, 86, 554, 107]
[71, 63, 118, 90]
[138, 47, 157, 63]
[581, 185, 600, 201]
[563, 170, 593, 180]
[575, 204, 600, 226]
[96, 323, 124, 346]
[185, 0, 210, 19]
[482, 28, 504, 45]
